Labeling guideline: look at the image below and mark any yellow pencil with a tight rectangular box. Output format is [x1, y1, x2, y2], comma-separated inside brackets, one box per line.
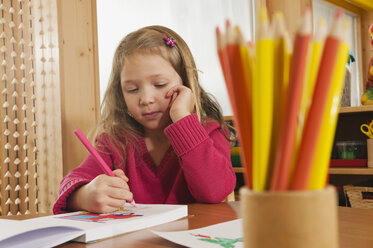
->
[266, 12, 287, 189]
[252, 6, 274, 191]
[308, 19, 349, 189]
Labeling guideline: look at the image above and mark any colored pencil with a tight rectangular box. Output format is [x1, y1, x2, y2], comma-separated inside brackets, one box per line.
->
[226, 21, 254, 188]
[74, 129, 136, 206]
[270, 9, 312, 191]
[74, 129, 115, 177]
[295, 18, 327, 161]
[291, 10, 344, 190]
[265, 12, 289, 189]
[252, 6, 274, 191]
[308, 19, 349, 190]
[216, 24, 253, 188]
[215, 8, 348, 192]
[235, 25, 254, 190]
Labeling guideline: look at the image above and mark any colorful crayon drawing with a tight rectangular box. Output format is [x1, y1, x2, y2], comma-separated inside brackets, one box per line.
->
[191, 233, 243, 248]
[58, 210, 143, 223]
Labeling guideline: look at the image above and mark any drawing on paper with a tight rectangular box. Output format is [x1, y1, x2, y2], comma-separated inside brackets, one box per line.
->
[191, 234, 243, 248]
[58, 207, 143, 223]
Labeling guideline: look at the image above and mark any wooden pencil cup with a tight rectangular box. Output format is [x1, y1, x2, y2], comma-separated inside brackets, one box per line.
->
[240, 186, 339, 248]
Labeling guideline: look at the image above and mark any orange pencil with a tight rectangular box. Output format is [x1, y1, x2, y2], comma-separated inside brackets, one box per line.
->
[291, 10, 344, 190]
[226, 21, 253, 188]
[234, 25, 253, 190]
[216, 27, 234, 102]
[270, 9, 312, 191]
[216, 24, 252, 187]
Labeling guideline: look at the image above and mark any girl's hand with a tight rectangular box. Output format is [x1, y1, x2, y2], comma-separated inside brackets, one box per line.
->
[67, 169, 133, 213]
[166, 85, 195, 122]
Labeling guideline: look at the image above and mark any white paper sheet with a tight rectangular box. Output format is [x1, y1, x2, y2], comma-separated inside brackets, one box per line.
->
[152, 219, 243, 248]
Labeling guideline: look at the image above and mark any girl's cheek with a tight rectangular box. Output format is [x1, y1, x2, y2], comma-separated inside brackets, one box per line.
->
[162, 87, 172, 99]
[161, 96, 173, 108]
[165, 84, 174, 92]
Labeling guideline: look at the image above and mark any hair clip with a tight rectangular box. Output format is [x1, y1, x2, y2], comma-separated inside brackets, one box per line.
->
[163, 33, 176, 47]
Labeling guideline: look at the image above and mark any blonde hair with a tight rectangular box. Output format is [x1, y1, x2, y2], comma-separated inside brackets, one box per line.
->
[96, 25, 227, 158]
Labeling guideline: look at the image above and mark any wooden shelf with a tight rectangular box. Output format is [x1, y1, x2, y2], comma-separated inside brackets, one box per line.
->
[226, 106, 373, 119]
[233, 167, 244, 173]
[339, 105, 373, 113]
[329, 168, 373, 175]
[229, 106, 373, 178]
[233, 166, 373, 175]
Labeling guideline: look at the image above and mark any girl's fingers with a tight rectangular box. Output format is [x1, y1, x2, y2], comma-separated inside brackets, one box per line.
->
[166, 85, 183, 98]
[166, 88, 174, 98]
[91, 186, 132, 213]
[106, 191, 133, 212]
[107, 199, 127, 211]
[107, 176, 130, 190]
[108, 187, 133, 201]
[170, 92, 178, 105]
[113, 169, 129, 182]
[101, 201, 125, 213]
[166, 85, 195, 122]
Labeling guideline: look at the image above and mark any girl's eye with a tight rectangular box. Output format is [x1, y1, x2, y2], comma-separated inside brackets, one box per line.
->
[126, 88, 138, 93]
[155, 83, 167, 88]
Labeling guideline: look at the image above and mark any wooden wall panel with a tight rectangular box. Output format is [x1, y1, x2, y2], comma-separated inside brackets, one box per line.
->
[57, 0, 100, 175]
[266, 0, 312, 39]
[360, 9, 373, 92]
[34, 0, 64, 214]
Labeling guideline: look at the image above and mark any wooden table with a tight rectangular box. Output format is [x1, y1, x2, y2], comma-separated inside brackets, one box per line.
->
[4, 202, 373, 247]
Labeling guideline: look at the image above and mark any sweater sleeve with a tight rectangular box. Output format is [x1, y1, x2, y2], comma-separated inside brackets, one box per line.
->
[52, 135, 115, 214]
[164, 114, 236, 203]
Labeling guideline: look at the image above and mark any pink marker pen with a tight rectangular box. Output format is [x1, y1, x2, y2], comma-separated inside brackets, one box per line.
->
[74, 129, 136, 207]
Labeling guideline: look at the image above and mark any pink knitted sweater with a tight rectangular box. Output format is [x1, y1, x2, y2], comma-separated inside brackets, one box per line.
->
[53, 114, 236, 214]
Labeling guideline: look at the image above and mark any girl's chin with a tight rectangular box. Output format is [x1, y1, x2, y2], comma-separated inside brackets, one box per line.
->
[142, 120, 173, 132]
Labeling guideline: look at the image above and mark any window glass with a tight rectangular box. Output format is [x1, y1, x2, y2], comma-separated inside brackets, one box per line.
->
[312, 0, 360, 106]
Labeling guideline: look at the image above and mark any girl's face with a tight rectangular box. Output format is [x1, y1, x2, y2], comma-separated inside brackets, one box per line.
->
[120, 52, 182, 133]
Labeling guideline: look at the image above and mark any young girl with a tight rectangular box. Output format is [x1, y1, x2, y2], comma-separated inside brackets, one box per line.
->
[53, 25, 236, 214]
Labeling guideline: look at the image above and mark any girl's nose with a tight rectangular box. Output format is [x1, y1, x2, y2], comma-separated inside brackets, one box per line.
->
[139, 90, 155, 105]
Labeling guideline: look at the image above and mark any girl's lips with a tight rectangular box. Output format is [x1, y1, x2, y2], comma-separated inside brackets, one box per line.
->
[143, 111, 161, 120]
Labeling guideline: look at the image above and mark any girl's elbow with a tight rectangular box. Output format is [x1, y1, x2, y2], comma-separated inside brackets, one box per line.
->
[195, 181, 236, 203]
[195, 193, 226, 203]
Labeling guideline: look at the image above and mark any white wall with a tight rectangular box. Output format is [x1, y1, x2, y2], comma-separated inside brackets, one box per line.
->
[96, 0, 254, 116]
